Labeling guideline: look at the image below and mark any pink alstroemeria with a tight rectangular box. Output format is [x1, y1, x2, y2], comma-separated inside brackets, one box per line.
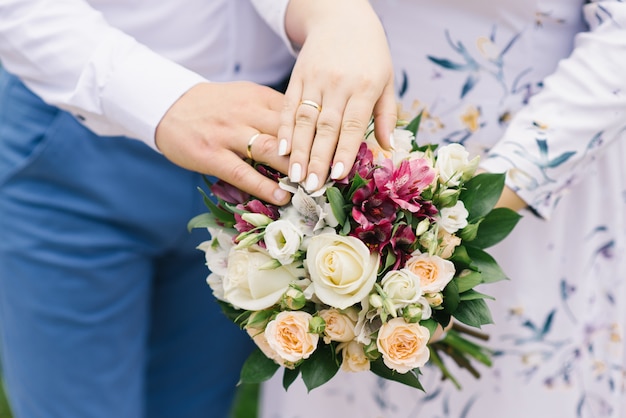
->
[234, 199, 280, 234]
[386, 224, 417, 270]
[373, 158, 435, 213]
[351, 219, 393, 251]
[351, 181, 397, 228]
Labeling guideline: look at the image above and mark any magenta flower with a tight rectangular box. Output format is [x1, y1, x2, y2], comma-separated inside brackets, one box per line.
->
[386, 224, 417, 269]
[212, 180, 250, 205]
[234, 199, 279, 234]
[373, 158, 435, 213]
[351, 219, 393, 251]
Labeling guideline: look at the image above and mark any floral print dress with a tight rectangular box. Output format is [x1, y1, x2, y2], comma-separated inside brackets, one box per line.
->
[261, 1, 626, 417]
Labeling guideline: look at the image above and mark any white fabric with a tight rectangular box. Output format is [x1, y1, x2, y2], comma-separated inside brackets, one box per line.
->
[0, 0, 294, 149]
[261, 1, 626, 417]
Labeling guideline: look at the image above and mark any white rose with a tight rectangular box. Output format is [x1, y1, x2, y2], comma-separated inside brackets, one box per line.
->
[377, 318, 430, 373]
[265, 311, 319, 363]
[435, 143, 470, 187]
[380, 269, 422, 311]
[222, 245, 305, 311]
[319, 307, 358, 344]
[264, 219, 303, 265]
[206, 272, 226, 301]
[405, 252, 455, 294]
[338, 340, 370, 372]
[437, 229, 462, 259]
[438, 200, 469, 234]
[306, 232, 380, 309]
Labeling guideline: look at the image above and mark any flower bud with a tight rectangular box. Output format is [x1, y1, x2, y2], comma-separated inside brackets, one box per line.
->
[461, 156, 481, 181]
[459, 221, 480, 242]
[424, 292, 444, 307]
[419, 230, 439, 255]
[280, 285, 307, 310]
[246, 310, 274, 329]
[234, 232, 262, 249]
[384, 298, 398, 318]
[363, 340, 381, 361]
[437, 188, 460, 208]
[308, 316, 326, 335]
[241, 212, 273, 227]
[369, 294, 384, 308]
[415, 218, 431, 237]
[402, 304, 423, 323]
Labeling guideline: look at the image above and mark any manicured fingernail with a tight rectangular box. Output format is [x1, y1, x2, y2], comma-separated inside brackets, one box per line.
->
[305, 173, 319, 192]
[389, 132, 396, 150]
[290, 163, 302, 183]
[273, 187, 289, 202]
[330, 162, 344, 180]
[278, 139, 288, 156]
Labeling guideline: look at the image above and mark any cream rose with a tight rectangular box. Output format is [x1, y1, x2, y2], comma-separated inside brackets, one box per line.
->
[438, 201, 469, 234]
[380, 269, 422, 311]
[264, 311, 319, 363]
[306, 233, 380, 309]
[222, 245, 305, 311]
[319, 307, 358, 344]
[338, 340, 370, 372]
[435, 143, 471, 187]
[264, 219, 303, 265]
[405, 252, 455, 294]
[376, 318, 430, 373]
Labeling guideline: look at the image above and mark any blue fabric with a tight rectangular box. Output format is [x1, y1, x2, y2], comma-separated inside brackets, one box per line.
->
[0, 69, 253, 418]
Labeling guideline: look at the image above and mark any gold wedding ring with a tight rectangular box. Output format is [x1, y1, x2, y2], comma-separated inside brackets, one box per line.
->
[246, 133, 260, 160]
[300, 99, 322, 112]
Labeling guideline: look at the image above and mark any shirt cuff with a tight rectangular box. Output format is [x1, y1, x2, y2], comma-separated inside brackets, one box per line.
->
[250, 0, 299, 56]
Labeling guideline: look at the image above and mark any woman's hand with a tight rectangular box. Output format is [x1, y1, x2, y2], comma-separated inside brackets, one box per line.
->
[280, 0, 397, 192]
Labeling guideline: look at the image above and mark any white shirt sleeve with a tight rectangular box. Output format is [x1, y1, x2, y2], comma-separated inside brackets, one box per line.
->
[0, 0, 206, 149]
[250, 0, 298, 55]
[480, 1, 626, 219]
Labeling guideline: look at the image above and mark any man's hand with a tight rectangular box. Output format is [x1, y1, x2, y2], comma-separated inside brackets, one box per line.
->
[155, 81, 291, 205]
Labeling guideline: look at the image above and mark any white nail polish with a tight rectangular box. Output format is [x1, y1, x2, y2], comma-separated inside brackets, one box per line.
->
[330, 162, 345, 180]
[305, 173, 319, 191]
[278, 139, 288, 156]
[290, 163, 302, 183]
[389, 132, 396, 150]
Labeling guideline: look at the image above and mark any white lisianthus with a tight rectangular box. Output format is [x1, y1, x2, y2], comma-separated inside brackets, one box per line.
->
[306, 232, 380, 310]
[265, 311, 319, 363]
[377, 318, 430, 373]
[405, 252, 455, 294]
[338, 340, 370, 372]
[222, 245, 306, 311]
[319, 307, 358, 344]
[436, 143, 474, 186]
[199, 227, 236, 277]
[438, 200, 469, 234]
[264, 219, 303, 265]
[390, 128, 415, 163]
[380, 269, 423, 311]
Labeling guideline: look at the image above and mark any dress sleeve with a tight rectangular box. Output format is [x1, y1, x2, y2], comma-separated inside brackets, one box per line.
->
[250, 0, 298, 55]
[479, 0, 626, 219]
[0, 0, 206, 149]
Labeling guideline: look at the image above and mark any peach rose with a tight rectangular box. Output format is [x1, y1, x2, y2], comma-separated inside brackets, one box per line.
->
[265, 311, 319, 364]
[319, 307, 358, 344]
[338, 340, 370, 372]
[376, 318, 430, 373]
[405, 252, 455, 294]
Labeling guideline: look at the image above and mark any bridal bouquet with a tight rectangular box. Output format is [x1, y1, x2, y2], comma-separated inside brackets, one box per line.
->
[189, 115, 520, 391]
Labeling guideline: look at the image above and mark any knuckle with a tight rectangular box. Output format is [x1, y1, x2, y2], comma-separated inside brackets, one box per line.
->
[295, 111, 317, 128]
[316, 113, 341, 136]
[229, 162, 250, 185]
[256, 136, 275, 159]
[341, 116, 366, 134]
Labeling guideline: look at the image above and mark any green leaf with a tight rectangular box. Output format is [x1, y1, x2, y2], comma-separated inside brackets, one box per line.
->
[239, 349, 280, 384]
[370, 358, 424, 391]
[420, 318, 439, 337]
[215, 300, 249, 325]
[405, 112, 423, 136]
[346, 173, 370, 201]
[301, 344, 340, 392]
[449, 246, 473, 270]
[282, 367, 300, 391]
[469, 208, 522, 249]
[453, 299, 494, 328]
[453, 271, 483, 293]
[459, 289, 495, 301]
[465, 246, 508, 284]
[326, 186, 347, 226]
[442, 279, 460, 314]
[197, 187, 236, 227]
[187, 212, 219, 232]
[460, 173, 505, 222]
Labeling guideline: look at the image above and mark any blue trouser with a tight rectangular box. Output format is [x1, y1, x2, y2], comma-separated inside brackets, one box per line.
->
[0, 69, 253, 417]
